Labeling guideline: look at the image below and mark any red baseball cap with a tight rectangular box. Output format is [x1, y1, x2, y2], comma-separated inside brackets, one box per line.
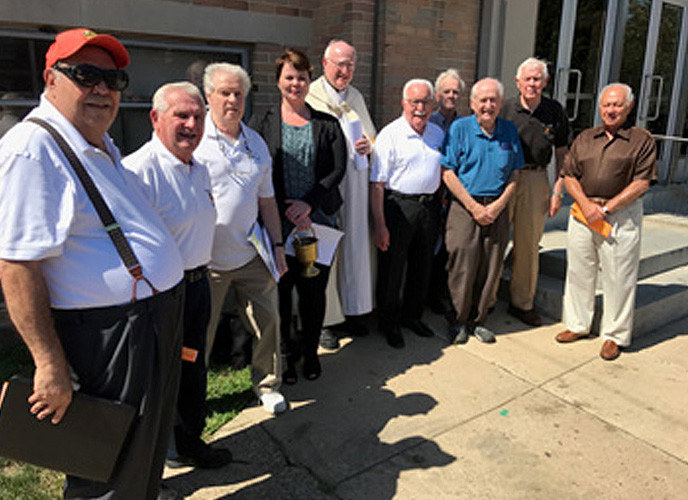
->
[45, 28, 130, 70]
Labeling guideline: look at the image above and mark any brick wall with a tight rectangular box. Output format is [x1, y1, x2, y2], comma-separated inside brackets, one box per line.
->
[156, 0, 482, 127]
[374, 0, 481, 127]
[191, 0, 316, 18]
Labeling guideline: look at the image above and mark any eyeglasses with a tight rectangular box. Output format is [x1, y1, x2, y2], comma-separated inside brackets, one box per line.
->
[405, 98, 433, 107]
[326, 58, 355, 70]
[53, 64, 129, 91]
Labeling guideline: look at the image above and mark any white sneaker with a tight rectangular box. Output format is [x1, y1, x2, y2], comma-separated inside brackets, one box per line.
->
[260, 391, 288, 415]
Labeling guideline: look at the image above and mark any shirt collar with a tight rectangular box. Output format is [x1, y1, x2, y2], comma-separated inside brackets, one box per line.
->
[469, 114, 501, 139]
[592, 124, 632, 141]
[32, 94, 122, 162]
[206, 112, 244, 147]
[400, 114, 431, 139]
[150, 133, 198, 170]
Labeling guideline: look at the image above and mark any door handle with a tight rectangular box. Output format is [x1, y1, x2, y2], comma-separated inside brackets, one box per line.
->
[640, 75, 664, 121]
[557, 68, 583, 122]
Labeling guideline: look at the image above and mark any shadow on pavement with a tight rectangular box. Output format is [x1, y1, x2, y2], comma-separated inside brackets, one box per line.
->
[165, 314, 456, 498]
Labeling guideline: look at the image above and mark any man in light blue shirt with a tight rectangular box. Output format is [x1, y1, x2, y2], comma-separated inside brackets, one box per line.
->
[441, 78, 523, 344]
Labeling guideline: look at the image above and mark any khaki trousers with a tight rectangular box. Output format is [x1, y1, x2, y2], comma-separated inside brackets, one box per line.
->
[509, 168, 550, 310]
[206, 256, 281, 393]
[562, 198, 642, 347]
[446, 199, 509, 325]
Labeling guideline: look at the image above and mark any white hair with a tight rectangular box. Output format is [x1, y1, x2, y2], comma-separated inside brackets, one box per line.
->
[323, 39, 357, 62]
[516, 57, 549, 80]
[470, 78, 504, 101]
[434, 68, 466, 93]
[203, 62, 251, 96]
[599, 82, 635, 107]
[403, 78, 434, 100]
[152, 81, 204, 113]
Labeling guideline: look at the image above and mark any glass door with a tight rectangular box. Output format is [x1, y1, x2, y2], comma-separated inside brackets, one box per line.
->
[536, 0, 610, 136]
[637, 1, 688, 182]
[637, 1, 685, 132]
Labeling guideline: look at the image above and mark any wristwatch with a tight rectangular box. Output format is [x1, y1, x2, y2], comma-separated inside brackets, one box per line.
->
[602, 206, 609, 215]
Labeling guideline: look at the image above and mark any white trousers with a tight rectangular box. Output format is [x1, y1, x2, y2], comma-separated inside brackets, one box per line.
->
[562, 198, 643, 346]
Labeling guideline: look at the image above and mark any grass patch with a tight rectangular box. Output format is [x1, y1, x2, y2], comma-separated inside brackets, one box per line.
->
[0, 338, 253, 499]
[204, 365, 254, 438]
[0, 458, 64, 500]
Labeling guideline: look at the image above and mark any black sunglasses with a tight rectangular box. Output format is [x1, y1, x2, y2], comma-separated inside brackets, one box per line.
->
[53, 64, 129, 91]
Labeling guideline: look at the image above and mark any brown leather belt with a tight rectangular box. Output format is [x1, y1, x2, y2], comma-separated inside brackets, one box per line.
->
[589, 197, 609, 206]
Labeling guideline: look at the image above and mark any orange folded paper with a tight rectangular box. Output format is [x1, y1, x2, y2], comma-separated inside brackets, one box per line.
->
[181, 347, 198, 363]
[570, 202, 612, 238]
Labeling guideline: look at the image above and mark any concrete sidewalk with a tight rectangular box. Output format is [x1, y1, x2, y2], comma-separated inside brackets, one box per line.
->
[164, 305, 688, 499]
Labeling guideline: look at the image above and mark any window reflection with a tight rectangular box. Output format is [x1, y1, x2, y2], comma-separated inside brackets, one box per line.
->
[0, 33, 244, 150]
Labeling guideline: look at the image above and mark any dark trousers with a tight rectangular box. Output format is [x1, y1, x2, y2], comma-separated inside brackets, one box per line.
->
[175, 273, 211, 448]
[445, 199, 509, 325]
[376, 192, 440, 327]
[427, 201, 452, 312]
[279, 255, 330, 362]
[53, 281, 184, 500]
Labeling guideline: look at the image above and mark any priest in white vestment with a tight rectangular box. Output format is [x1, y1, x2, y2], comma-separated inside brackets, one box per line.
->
[306, 39, 377, 345]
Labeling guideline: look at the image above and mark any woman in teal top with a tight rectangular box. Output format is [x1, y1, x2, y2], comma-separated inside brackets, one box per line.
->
[250, 48, 346, 384]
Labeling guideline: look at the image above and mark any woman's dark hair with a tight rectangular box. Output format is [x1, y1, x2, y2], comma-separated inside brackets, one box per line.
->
[275, 48, 313, 81]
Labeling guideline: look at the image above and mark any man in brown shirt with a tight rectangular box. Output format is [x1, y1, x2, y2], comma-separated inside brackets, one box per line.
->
[556, 83, 657, 360]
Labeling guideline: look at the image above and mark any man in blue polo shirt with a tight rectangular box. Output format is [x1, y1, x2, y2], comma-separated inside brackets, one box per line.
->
[441, 77, 523, 344]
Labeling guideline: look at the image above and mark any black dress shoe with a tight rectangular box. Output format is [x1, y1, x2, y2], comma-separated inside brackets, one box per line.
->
[401, 319, 434, 338]
[382, 325, 405, 348]
[448, 323, 470, 344]
[507, 304, 542, 327]
[303, 355, 322, 380]
[168, 438, 232, 469]
[283, 362, 298, 385]
[340, 316, 370, 337]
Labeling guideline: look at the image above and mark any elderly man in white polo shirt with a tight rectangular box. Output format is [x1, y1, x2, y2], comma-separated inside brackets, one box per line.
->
[370, 78, 443, 349]
[0, 28, 184, 499]
[195, 63, 288, 415]
[123, 82, 233, 472]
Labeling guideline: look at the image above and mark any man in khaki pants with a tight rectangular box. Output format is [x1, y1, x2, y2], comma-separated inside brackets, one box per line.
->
[195, 63, 288, 413]
[557, 83, 656, 361]
[500, 57, 570, 327]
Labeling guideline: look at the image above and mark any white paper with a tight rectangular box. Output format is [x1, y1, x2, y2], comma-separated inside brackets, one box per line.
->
[349, 120, 369, 171]
[285, 223, 344, 267]
[247, 222, 281, 282]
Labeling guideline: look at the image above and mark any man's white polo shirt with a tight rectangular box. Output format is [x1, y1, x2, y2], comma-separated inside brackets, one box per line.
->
[0, 96, 183, 308]
[194, 116, 274, 271]
[370, 115, 443, 194]
[123, 134, 217, 270]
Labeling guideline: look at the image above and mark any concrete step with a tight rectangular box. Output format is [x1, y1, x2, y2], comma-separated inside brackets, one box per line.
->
[533, 212, 688, 281]
[501, 212, 688, 338]
[502, 262, 688, 338]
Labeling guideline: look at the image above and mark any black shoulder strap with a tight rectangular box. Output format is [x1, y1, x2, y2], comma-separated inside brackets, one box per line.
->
[27, 117, 158, 301]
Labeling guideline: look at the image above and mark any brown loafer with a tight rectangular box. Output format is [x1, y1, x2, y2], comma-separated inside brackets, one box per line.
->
[600, 340, 620, 361]
[555, 329, 589, 343]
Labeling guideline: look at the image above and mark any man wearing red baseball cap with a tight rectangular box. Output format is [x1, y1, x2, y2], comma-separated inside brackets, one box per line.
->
[44, 28, 131, 70]
[0, 28, 185, 499]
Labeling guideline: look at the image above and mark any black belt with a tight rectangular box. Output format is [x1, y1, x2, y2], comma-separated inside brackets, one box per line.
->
[472, 195, 498, 205]
[184, 265, 208, 283]
[51, 280, 184, 324]
[522, 164, 547, 171]
[387, 190, 436, 204]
